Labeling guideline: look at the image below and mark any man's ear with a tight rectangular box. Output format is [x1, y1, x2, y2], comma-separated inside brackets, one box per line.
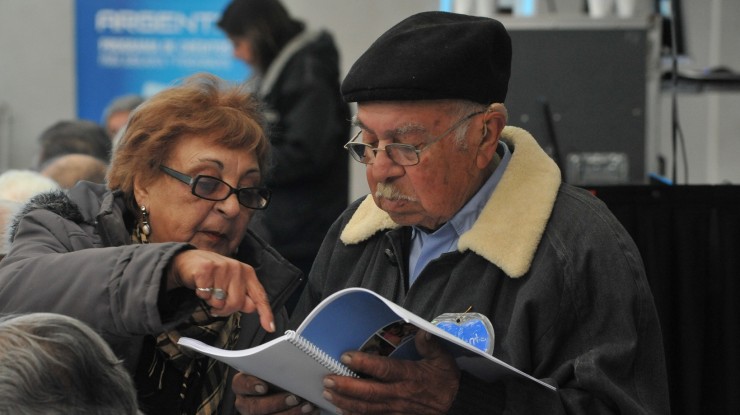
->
[476, 103, 507, 169]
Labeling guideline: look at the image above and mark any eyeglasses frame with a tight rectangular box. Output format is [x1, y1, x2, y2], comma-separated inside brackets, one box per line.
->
[159, 165, 271, 210]
[343, 110, 485, 166]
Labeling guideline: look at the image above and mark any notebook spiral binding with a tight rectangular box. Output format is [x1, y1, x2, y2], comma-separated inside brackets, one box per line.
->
[285, 330, 358, 378]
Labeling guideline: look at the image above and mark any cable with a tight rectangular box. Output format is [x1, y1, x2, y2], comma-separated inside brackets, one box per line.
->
[669, 0, 689, 184]
[538, 96, 565, 181]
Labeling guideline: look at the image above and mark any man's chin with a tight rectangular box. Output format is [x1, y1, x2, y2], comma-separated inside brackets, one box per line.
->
[379, 204, 418, 226]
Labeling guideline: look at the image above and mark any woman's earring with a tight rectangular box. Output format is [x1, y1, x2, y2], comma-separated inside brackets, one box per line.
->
[137, 205, 151, 244]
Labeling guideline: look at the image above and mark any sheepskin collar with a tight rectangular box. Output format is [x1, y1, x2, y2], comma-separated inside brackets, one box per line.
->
[340, 126, 561, 278]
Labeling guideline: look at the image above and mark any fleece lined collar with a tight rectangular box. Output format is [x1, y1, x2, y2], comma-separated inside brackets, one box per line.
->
[339, 126, 561, 278]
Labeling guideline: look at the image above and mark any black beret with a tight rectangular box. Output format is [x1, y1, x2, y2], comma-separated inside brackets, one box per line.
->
[341, 11, 512, 105]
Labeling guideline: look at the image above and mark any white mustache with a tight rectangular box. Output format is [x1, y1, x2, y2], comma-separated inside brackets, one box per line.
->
[375, 183, 417, 202]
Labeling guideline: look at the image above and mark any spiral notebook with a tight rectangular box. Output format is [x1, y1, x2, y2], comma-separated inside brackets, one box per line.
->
[178, 287, 555, 414]
[179, 330, 356, 413]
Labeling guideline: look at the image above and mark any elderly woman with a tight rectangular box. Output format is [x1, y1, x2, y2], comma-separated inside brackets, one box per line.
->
[0, 73, 303, 414]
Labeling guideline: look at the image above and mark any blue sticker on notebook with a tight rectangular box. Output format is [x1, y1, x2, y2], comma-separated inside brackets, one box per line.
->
[432, 312, 494, 354]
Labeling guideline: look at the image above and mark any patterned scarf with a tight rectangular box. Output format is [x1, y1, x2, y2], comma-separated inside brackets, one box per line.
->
[155, 302, 241, 415]
[131, 231, 240, 413]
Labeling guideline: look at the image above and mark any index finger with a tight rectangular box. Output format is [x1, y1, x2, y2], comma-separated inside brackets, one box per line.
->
[243, 273, 275, 333]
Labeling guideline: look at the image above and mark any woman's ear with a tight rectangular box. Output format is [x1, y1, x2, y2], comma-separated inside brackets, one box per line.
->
[132, 175, 148, 208]
[476, 103, 507, 169]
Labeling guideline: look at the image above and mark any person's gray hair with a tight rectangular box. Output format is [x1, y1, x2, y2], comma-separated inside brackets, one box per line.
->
[0, 169, 59, 203]
[0, 313, 140, 415]
[446, 100, 501, 148]
[103, 94, 145, 124]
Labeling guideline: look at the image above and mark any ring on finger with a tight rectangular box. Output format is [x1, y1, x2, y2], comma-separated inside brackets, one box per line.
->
[213, 288, 227, 300]
[195, 287, 227, 301]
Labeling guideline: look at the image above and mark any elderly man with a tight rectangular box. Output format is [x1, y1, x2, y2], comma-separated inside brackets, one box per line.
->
[232, 11, 670, 415]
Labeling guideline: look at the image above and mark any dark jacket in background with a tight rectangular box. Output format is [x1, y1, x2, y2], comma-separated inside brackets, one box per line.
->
[252, 29, 351, 274]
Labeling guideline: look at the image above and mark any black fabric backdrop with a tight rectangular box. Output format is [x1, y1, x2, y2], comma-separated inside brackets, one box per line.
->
[589, 185, 740, 415]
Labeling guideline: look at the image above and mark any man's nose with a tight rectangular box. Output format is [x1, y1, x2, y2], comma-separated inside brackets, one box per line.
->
[369, 148, 405, 181]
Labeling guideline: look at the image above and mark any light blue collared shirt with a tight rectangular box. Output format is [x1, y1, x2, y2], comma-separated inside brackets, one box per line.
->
[408, 141, 511, 286]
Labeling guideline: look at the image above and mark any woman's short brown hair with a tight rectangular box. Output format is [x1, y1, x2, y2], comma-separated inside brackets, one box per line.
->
[107, 73, 269, 208]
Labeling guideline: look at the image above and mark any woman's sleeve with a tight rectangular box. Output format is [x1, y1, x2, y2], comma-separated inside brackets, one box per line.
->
[0, 208, 196, 338]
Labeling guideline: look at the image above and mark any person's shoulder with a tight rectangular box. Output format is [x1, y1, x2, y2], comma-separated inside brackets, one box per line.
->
[555, 183, 608, 210]
[550, 183, 629, 236]
[313, 30, 338, 49]
[290, 30, 340, 73]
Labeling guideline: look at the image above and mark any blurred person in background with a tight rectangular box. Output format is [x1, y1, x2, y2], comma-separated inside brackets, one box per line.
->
[102, 93, 145, 140]
[0, 168, 59, 202]
[218, 0, 351, 312]
[34, 119, 112, 170]
[0, 169, 59, 261]
[41, 153, 108, 189]
[0, 312, 140, 415]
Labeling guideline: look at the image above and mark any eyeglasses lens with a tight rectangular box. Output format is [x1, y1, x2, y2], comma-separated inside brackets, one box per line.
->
[388, 146, 418, 165]
[191, 176, 269, 209]
[346, 143, 419, 166]
[194, 177, 227, 199]
[238, 190, 270, 210]
[347, 144, 369, 163]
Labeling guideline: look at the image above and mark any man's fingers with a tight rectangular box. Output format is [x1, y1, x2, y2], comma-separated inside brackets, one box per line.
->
[232, 372, 269, 396]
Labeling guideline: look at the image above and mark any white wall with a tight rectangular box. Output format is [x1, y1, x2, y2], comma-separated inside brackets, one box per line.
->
[1, 0, 738, 192]
[0, 0, 76, 171]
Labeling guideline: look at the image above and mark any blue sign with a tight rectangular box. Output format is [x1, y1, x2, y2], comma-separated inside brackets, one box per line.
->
[76, 0, 249, 123]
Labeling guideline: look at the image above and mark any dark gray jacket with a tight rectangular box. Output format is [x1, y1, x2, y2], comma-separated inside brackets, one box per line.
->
[0, 182, 303, 414]
[292, 127, 670, 414]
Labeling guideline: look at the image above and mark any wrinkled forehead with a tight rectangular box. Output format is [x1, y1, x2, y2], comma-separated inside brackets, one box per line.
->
[354, 101, 453, 129]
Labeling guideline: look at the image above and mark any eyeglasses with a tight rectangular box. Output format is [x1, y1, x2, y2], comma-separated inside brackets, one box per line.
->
[159, 165, 271, 210]
[344, 111, 484, 166]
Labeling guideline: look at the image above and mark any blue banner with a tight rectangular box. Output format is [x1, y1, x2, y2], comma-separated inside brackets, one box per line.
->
[76, 0, 249, 123]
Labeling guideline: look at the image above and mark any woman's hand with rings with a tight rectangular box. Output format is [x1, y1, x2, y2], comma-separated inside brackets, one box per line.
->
[168, 249, 275, 332]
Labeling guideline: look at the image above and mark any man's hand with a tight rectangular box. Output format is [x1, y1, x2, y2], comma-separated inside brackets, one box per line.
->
[322, 330, 460, 414]
[232, 372, 319, 415]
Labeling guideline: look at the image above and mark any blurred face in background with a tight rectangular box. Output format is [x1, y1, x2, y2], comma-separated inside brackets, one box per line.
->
[106, 111, 130, 138]
[230, 36, 260, 70]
